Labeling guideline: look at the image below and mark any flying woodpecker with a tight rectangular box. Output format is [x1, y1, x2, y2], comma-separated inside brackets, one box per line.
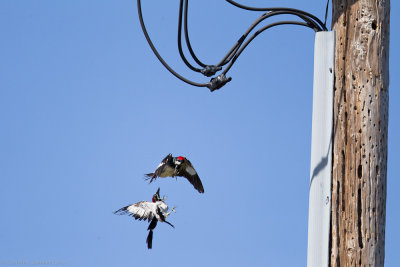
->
[145, 153, 204, 193]
[114, 188, 176, 249]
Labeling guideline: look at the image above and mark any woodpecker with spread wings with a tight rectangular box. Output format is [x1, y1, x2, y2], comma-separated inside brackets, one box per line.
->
[145, 153, 204, 193]
[114, 188, 176, 249]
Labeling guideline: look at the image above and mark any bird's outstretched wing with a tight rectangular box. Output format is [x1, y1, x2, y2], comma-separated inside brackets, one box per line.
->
[178, 160, 204, 193]
[145, 153, 173, 180]
[114, 201, 156, 222]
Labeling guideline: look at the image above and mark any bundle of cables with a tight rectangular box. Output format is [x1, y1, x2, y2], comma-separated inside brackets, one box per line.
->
[137, 0, 329, 91]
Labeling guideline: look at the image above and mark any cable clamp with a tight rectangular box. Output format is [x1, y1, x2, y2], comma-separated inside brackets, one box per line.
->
[201, 65, 222, 77]
[207, 74, 232, 92]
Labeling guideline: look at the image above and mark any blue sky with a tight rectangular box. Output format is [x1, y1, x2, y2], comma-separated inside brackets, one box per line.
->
[0, 1, 398, 266]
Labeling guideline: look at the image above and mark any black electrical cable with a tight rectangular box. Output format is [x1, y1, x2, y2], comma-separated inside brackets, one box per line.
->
[324, 0, 330, 28]
[137, 0, 208, 88]
[216, 39, 242, 67]
[137, 0, 328, 90]
[225, 0, 328, 31]
[177, 0, 202, 72]
[183, 0, 207, 68]
[222, 21, 314, 75]
[177, 0, 323, 78]
[179, 0, 228, 77]
[180, 7, 321, 72]
[182, 0, 241, 69]
[177, 0, 225, 77]
[225, 0, 326, 30]
[216, 10, 320, 66]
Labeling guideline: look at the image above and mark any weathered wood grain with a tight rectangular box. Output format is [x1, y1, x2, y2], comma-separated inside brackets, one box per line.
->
[330, 0, 390, 266]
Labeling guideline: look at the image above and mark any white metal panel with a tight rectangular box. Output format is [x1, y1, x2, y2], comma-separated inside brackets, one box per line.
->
[307, 31, 335, 267]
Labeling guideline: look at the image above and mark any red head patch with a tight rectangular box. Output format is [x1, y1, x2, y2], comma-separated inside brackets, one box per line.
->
[177, 156, 184, 161]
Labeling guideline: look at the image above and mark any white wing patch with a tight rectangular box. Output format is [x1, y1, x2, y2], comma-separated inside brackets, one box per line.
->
[185, 166, 196, 176]
[126, 201, 156, 220]
[156, 162, 164, 168]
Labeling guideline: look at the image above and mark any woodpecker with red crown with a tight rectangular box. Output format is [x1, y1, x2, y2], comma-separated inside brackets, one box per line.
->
[114, 188, 176, 249]
[145, 153, 204, 193]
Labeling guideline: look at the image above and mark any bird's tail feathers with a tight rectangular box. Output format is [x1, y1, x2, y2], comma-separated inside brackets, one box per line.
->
[144, 173, 156, 183]
[146, 230, 153, 249]
[148, 217, 158, 231]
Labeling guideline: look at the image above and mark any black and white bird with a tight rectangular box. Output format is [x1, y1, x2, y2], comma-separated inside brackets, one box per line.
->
[114, 188, 176, 249]
[145, 153, 204, 193]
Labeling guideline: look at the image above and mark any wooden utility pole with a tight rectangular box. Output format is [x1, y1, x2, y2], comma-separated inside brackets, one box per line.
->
[330, 0, 390, 266]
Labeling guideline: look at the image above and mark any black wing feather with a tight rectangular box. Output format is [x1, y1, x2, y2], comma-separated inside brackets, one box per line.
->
[145, 154, 173, 181]
[177, 160, 204, 193]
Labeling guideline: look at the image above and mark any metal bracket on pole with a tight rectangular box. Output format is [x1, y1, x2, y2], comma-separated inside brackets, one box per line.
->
[307, 31, 335, 267]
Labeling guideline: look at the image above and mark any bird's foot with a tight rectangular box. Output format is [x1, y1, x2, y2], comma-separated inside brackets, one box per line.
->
[166, 206, 177, 216]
